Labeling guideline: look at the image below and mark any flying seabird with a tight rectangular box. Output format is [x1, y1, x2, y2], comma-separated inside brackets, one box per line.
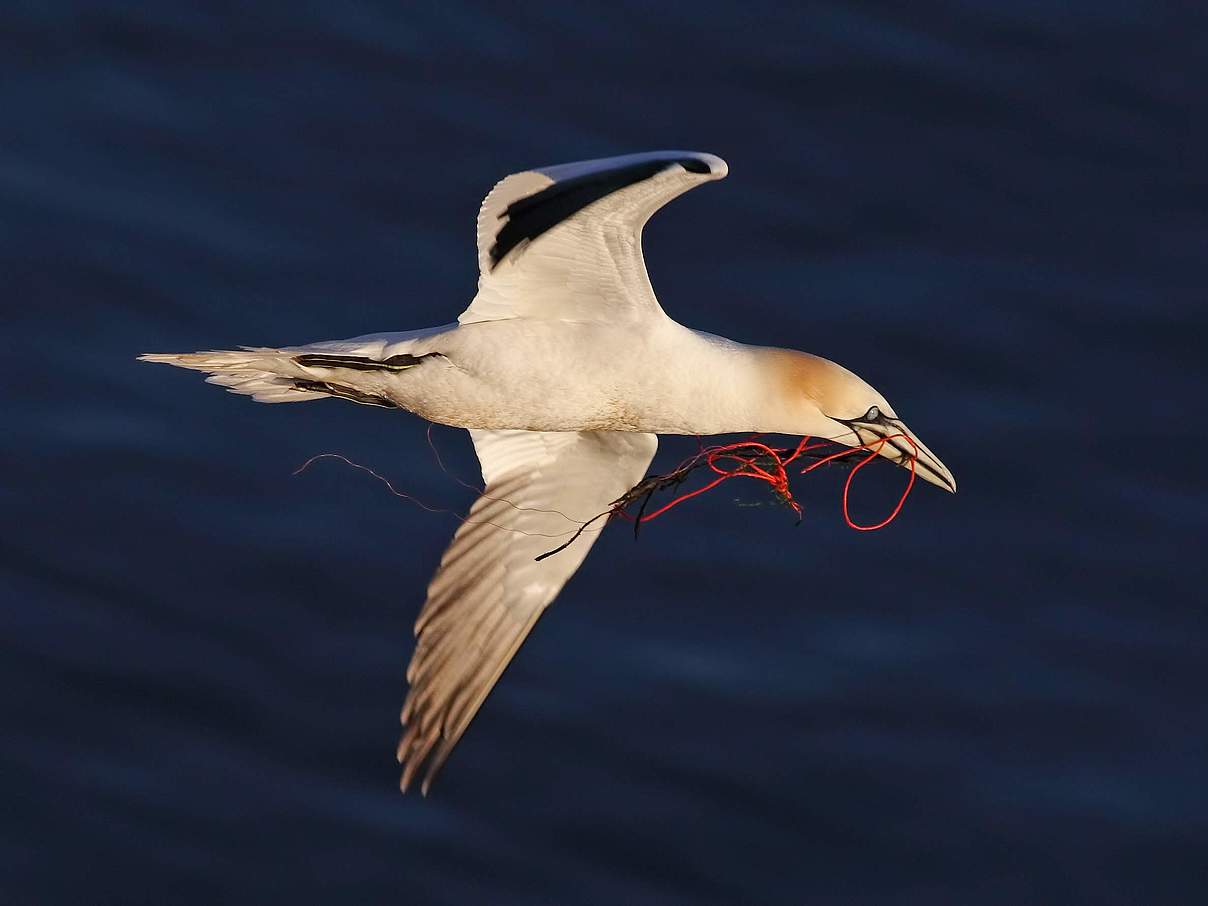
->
[141, 150, 956, 793]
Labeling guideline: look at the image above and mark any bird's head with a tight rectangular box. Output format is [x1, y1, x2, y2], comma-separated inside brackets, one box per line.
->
[769, 349, 956, 493]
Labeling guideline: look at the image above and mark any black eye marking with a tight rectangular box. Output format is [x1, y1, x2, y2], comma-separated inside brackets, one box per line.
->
[830, 406, 897, 429]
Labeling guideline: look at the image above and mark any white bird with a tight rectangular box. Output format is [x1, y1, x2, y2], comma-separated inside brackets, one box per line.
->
[141, 150, 955, 793]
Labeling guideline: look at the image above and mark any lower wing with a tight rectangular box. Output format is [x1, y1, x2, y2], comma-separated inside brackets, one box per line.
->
[398, 428, 657, 793]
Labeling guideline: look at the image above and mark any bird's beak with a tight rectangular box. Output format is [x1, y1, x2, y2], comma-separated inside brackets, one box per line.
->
[840, 419, 957, 493]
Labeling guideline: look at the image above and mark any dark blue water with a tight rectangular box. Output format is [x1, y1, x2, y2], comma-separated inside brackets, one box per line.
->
[3, 3, 1206, 903]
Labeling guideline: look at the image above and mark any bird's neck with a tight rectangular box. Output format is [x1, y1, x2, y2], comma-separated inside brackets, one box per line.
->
[651, 326, 819, 437]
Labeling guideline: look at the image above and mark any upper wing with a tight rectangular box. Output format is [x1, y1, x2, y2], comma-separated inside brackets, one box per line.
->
[460, 150, 728, 325]
[398, 428, 658, 793]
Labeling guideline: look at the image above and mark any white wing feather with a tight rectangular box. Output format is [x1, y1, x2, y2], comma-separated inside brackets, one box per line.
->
[461, 151, 727, 325]
[398, 428, 657, 792]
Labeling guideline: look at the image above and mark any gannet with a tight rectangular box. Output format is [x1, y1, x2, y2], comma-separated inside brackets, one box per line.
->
[141, 150, 955, 793]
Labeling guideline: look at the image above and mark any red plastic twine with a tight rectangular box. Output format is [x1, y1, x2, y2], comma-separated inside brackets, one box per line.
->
[635, 438, 806, 522]
[799, 432, 918, 531]
[297, 427, 921, 556]
[621, 432, 918, 532]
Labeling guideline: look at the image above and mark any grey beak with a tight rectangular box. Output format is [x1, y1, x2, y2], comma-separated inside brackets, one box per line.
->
[845, 419, 957, 493]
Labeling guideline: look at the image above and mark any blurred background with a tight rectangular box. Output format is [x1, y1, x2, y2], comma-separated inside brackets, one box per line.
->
[2, 2, 1206, 903]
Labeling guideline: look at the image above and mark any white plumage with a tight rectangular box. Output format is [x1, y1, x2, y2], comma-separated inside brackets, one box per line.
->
[142, 150, 954, 792]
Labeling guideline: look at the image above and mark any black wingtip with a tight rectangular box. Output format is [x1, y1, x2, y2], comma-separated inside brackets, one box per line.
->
[488, 156, 712, 270]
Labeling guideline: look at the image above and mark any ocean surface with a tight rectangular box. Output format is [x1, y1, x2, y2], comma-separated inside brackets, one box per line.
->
[2, 3, 1206, 903]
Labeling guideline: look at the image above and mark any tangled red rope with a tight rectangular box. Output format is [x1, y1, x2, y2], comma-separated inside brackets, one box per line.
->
[613, 433, 918, 532]
[295, 428, 920, 562]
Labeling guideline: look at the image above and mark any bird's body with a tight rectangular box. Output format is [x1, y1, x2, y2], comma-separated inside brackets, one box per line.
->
[186, 319, 805, 435]
[142, 150, 955, 792]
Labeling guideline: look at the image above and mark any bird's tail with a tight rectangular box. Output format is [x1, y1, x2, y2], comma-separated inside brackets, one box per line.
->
[138, 347, 331, 404]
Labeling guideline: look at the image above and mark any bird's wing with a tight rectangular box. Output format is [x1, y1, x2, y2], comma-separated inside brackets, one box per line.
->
[460, 150, 728, 325]
[398, 428, 658, 793]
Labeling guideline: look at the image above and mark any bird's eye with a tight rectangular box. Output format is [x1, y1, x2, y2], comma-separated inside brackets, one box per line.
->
[863, 406, 880, 423]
